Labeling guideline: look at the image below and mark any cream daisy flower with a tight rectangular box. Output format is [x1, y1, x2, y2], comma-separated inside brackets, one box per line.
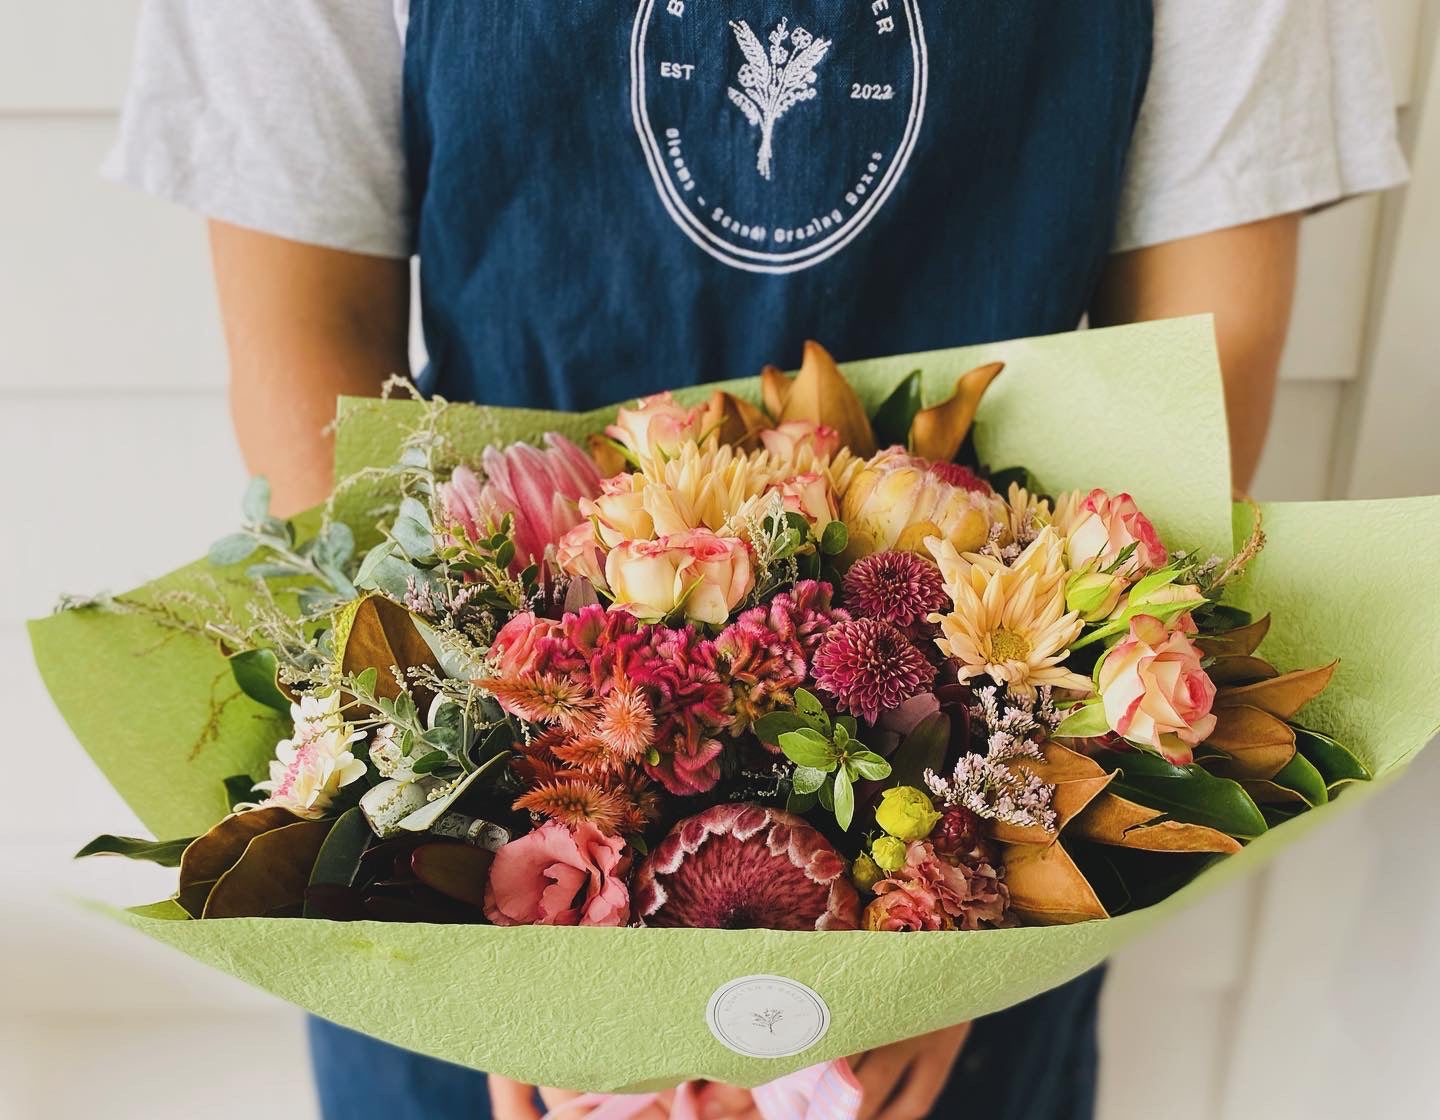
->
[1003, 482, 1052, 546]
[926, 527, 1091, 698]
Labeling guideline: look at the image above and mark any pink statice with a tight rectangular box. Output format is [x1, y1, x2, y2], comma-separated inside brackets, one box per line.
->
[437, 433, 603, 568]
[811, 618, 936, 724]
[842, 550, 950, 630]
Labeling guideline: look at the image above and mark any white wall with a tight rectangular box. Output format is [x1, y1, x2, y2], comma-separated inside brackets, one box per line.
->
[1, 4, 1436, 1120]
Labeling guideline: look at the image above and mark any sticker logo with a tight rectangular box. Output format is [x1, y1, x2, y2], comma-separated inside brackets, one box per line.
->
[705, 974, 831, 1058]
[631, 2, 928, 274]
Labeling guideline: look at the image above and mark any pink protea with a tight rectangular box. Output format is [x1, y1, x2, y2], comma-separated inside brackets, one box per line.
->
[633, 804, 860, 930]
[811, 618, 937, 724]
[925, 461, 992, 494]
[842, 551, 950, 629]
[437, 433, 604, 568]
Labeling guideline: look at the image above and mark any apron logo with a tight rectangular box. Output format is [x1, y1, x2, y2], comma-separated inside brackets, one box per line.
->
[631, 1, 929, 274]
[726, 19, 833, 181]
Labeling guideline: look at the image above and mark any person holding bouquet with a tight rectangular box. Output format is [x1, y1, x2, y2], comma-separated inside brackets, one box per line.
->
[105, 2, 1405, 1117]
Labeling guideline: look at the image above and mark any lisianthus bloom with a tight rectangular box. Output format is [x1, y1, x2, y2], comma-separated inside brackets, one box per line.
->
[483, 819, 630, 927]
[760, 419, 841, 464]
[811, 618, 936, 723]
[1056, 488, 1167, 576]
[253, 692, 366, 818]
[606, 529, 753, 626]
[489, 610, 560, 678]
[863, 879, 950, 931]
[606, 391, 708, 465]
[1097, 614, 1217, 763]
[437, 433, 603, 568]
[928, 528, 1090, 698]
[841, 449, 1005, 558]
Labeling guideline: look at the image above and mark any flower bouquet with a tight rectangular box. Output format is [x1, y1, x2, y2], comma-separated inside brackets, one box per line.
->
[32, 317, 1440, 1092]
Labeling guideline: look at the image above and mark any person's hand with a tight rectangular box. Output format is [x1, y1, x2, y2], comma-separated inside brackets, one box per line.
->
[694, 1081, 761, 1119]
[850, 1021, 973, 1120]
[488, 1075, 675, 1119]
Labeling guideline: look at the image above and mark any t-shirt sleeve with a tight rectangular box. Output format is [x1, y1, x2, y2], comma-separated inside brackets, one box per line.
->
[1113, 0, 1409, 252]
[103, 0, 410, 258]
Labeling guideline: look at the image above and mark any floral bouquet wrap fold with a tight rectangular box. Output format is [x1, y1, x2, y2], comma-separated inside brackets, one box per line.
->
[30, 317, 1440, 1091]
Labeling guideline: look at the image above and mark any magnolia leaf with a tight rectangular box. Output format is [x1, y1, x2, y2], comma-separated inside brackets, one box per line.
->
[177, 806, 302, 916]
[587, 432, 629, 478]
[1105, 756, 1268, 840]
[701, 390, 770, 450]
[908, 361, 1003, 462]
[75, 833, 195, 867]
[1001, 841, 1109, 926]
[338, 596, 442, 706]
[887, 712, 951, 791]
[993, 743, 1114, 845]
[203, 818, 334, 919]
[778, 729, 836, 770]
[1196, 614, 1272, 658]
[1294, 726, 1371, 791]
[1202, 704, 1297, 780]
[1205, 655, 1279, 687]
[303, 807, 373, 917]
[760, 364, 792, 419]
[776, 341, 876, 457]
[833, 766, 856, 830]
[1067, 794, 1242, 854]
[411, 843, 495, 910]
[227, 648, 293, 713]
[870, 369, 924, 448]
[1267, 750, 1329, 807]
[223, 773, 259, 809]
[1214, 661, 1337, 720]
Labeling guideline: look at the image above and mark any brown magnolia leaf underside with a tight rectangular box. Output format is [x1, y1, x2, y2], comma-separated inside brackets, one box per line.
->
[177, 806, 302, 916]
[340, 595, 442, 706]
[1201, 704, 1296, 780]
[1197, 615, 1272, 659]
[760, 365, 792, 420]
[1002, 842, 1109, 925]
[202, 817, 334, 919]
[1068, 794, 1242, 854]
[1205, 655, 1279, 687]
[702, 390, 770, 451]
[991, 742, 1115, 846]
[1214, 661, 1337, 720]
[908, 362, 1005, 463]
[775, 341, 877, 457]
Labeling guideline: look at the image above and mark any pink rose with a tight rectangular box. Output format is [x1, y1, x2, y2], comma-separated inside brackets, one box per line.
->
[555, 521, 607, 589]
[1098, 614, 1218, 764]
[760, 420, 841, 463]
[488, 611, 558, 678]
[606, 529, 754, 626]
[605, 392, 707, 463]
[1065, 489, 1167, 575]
[773, 471, 837, 532]
[483, 819, 630, 927]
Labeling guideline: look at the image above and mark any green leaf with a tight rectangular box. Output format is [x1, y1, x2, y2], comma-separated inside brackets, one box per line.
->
[833, 767, 855, 830]
[793, 688, 831, 733]
[398, 496, 432, 528]
[495, 539, 516, 569]
[871, 369, 924, 447]
[410, 750, 452, 774]
[850, 750, 893, 782]
[1055, 699, 1110, 739]
[354, 666, 379, 696]
[223, 773, 258, 808]
[817, 779, 835, 811]
[820, 520, 849, 556]
[835, 714, 858, 739]
[304, 807, 372, 917]
[1103, 753, 1268, 839]
[391, 516, 436, 561]
[791, 765, 827, 794]
[241, 477, 271, 524]
[753, 710, 805, 746]
[778, 728, 838, 770]
[1269, 751, 1329, 808]
[786, 789, 819, 814]
[227, 648, 291, 713]
[75, 833, 194, 867]
[1293, 726, 1372, 791]
[356, 551, 423, 599]
[208, 532, 259, 568]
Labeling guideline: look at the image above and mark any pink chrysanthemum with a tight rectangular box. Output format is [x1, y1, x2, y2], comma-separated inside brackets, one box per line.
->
[811, 619, 936, 723]
[842, 551, 950, 629]
[633, 804, 860, 930]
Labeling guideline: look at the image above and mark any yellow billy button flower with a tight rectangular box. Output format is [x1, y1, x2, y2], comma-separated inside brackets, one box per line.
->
[871, 834, 908, 872]
[875, 786, 941, 842]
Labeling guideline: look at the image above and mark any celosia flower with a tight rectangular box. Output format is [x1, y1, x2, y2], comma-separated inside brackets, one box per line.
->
[438, 433, 603, 568]
[840, 448, 1006, 558]
[483, 819, 630, 927]
[811, 618, 936, 723]
[253, 692, 366, 818]
[1097, 614, 1217, 764]
[842, 550, 950, 629]
[633, 804, 860, 930]
[874, 785, 942, 841]
[606, 391, 709, 465]
[605, 529, 753, 627]
[512, 778, 631, 835]
[928, 527, 1090, 698]
[1055, 488, 1167, 576]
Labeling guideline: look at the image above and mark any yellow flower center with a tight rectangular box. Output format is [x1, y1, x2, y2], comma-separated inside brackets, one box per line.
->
[989, 627, 1032, 664]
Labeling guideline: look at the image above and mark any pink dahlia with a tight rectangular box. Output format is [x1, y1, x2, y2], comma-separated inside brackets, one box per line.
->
[811, 618, 937, 724]
[633, 804, 860, 930]
[438, 433, 603, 568]
[842, 551, 950, 629]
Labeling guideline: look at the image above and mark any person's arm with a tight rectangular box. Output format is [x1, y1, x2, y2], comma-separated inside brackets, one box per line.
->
[1090, 214, 1300, 492]
[209, 220, 412, 514]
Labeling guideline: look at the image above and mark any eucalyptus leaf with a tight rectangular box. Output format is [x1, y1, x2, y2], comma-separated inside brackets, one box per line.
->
[398, 496, 433, 529]
[411, 750, 454, 774]
[241, 477, 271, 524]
[208, 532, 259, 568]
[392, 516, 436, 561]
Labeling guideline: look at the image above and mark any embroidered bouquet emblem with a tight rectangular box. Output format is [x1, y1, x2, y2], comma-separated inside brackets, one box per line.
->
[752, 1008, 784, 1034]
[727, 18, 833, 181]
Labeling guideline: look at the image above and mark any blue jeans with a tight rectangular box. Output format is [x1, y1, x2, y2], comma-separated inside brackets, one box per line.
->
[309, 967, 1105, 1120]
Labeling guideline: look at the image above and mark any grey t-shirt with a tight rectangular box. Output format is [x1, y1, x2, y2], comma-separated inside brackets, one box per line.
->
[105, 0, 1408, 259]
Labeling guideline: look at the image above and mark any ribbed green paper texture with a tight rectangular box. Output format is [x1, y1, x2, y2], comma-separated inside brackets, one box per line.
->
[31, 318, 1440, 1089]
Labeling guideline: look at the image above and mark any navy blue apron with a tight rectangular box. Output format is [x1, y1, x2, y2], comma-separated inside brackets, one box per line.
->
[315, 1, 1150, 1115]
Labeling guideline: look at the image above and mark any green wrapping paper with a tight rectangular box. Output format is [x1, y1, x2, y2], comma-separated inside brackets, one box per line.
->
[31, 317, 1440, 1090]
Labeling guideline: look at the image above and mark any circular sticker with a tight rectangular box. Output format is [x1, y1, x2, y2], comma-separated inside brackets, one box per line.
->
[631, 0, 929, 273]
[705, 974, 831, 1058]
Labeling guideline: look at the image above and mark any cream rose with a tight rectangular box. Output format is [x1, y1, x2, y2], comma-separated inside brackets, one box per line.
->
[760, 420, 841, 464]
[774, 471, 837, 532]
[605, 392, 707, 463]
[1097, 614, 1217, 764]
[1062, 489, 1167, 574]
[605, 529, 753, 626]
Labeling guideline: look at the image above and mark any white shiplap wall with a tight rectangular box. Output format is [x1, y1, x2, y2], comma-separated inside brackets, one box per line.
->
[1, 4, 1434, 1120]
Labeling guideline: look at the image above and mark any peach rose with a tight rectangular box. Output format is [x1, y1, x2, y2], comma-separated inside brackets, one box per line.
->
[1064, 489, 1167, 575]
[1098, 614, 1217, 763]
[606, 529, 753, 626]
[582, 474, 655, 549]
[605, 392, 707, 463]
[760, 420, 841, 463]
[774, 471, 837, 532]
[555, 522, 608, 589]
[483, 819, 630, 927]
[488, 611, 557, 678]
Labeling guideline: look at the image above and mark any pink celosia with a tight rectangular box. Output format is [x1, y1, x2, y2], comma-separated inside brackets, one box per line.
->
[842, 550, 950, 629]
[811, 618, 937, 723]
[483, 819, 630, 927]
[437, 433, 603, 568]
[633, 804, 860, 930]
[744, 579, 851, 662]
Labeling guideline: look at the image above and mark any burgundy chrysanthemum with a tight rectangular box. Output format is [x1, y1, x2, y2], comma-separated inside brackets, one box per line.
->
[924, 461, 992, 494]
[633, 804, 860, 930]
[842, 551, 951, 629]
[811, 619, 937, 724]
